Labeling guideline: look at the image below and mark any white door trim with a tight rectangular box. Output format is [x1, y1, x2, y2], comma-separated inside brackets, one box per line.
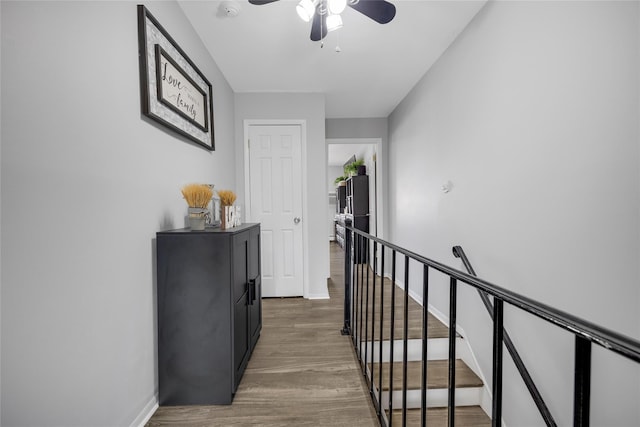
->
[244, 119, 309, 298]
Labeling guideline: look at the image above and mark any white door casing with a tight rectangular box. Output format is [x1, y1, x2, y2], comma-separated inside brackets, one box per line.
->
[246, 123, 304, 297]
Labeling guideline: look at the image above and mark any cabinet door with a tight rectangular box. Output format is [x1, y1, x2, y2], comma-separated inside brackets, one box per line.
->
[248, 226, 262, 349]
[233, 292, 249, 389]
[232, 231, 250, 389]
[351, 176, 369, 215]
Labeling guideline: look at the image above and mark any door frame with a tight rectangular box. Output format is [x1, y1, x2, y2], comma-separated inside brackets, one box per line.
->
[327, 137, 384, 274]
[244, 119, 308, 298]
[326, 138, 384, 239]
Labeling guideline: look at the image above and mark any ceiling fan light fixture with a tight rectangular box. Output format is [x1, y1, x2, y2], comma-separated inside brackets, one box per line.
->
[328, 0, 347, 15]
[296, 0, 315, 22]
[326, 13, 343, 32]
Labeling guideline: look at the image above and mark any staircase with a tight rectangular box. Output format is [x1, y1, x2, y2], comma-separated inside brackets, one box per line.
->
[351, 266, 490, 426]
[344, 231, 640, 427]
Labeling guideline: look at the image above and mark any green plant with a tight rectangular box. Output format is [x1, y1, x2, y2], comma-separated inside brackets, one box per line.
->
[344, 158, 365, 176]
[334, 175, 347, 184]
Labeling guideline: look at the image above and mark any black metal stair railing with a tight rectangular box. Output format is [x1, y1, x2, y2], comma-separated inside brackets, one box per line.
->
[340, 221, 640, 427]
[452, 245, 556, 426]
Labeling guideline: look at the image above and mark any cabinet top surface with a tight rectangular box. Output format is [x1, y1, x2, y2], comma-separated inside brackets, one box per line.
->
[157, 223, 260, 236]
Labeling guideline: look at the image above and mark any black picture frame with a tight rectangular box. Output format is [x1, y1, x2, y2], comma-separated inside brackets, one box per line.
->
[137, 5, 214, 151]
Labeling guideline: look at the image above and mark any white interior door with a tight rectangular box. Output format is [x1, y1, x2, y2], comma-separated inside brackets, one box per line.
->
[248, 124, 304, 297]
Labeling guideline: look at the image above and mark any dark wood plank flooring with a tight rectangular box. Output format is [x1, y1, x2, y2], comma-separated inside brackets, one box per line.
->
[146, 243, 378, 426]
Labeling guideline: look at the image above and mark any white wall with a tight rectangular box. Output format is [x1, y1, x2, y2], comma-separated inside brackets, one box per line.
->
[1, 1, 236, 425]
[328, 165, 344, 192]
[388, 1, 639, 425]
[0, 1, 3, 421]
[234, 93, 329, 298]
[0, 2, 3, 420]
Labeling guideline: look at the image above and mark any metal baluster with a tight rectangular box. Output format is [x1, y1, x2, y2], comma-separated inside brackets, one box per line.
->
[371, 241, 377, 404]
[573, 336, 592, 427]
[354, 233, 358, 350]
[492, 299, 504, 427]
[402, 255, 410, 427]
[352, 229, 358, 347]
[453, 245, 557, 427]
[342, 218, 352, 336]
[421, 265, 429, 427]
[448, 277, 457, 427]
[388, 250, 397, 427]
[379, 246, 385, 422]
[364, 238, 370, 381]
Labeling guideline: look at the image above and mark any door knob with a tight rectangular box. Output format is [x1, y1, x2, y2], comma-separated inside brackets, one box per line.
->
[294, 217, 301, 224]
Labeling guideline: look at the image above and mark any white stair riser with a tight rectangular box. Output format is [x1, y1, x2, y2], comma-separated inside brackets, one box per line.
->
[355, 337, 465, 362]
[380, 387, 484, 410]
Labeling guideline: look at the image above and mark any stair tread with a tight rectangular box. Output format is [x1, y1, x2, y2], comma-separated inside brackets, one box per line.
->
[387, 406, 491, 427]
[370, 360, 483, 391]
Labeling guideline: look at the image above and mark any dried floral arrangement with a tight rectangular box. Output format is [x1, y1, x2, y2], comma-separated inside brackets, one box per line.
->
[181, 184, 213, 208]
[218, 189, 237, 206]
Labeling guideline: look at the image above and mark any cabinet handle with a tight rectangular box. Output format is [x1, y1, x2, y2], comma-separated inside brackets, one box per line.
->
[248, 279, 256, 305]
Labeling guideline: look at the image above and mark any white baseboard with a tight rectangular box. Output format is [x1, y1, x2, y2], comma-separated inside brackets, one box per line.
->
[307, 293, 330, 299]
[130, 394, 158, 427]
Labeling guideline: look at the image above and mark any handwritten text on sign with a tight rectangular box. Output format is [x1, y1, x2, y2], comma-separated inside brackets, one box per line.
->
[155, 45, 208, 132]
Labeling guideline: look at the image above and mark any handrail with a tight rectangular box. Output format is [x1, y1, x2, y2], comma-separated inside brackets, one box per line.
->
[452, 245, 557, 427]
[345, 226, 640, 363]
[342, 224, 640, 427]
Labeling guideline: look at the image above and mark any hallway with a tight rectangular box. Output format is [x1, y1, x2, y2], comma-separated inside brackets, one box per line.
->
[147, 243, 378, 426]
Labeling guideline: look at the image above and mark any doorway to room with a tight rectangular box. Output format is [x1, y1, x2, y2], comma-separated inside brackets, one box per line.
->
[327, 138, 384, 271]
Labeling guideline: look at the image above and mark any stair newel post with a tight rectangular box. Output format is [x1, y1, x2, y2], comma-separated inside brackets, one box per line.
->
[573, 336, 592, 427]
[492, 298, 504, 427]
[342, 218, 353, 336]
[402, 255, 410, 427]
[378, 244, 386, 421]
[388, 250, 397, 426]
[421, 264, 430, 427]
[448, 277, 458, 427]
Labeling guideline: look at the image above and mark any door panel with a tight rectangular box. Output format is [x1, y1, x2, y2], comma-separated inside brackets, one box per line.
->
[248, 125, 303, 297]
[232, 232, 249, 302]
[233, 292, 249, 388]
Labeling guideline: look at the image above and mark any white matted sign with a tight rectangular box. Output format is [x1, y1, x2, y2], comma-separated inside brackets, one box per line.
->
[155, 45, 208, 132]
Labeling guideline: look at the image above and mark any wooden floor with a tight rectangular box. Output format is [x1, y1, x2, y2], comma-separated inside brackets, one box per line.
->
[146, 243, 379, 426]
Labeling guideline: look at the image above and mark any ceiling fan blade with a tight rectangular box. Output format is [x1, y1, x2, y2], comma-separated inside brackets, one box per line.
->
[348, 0, 396, 24]
[310, 12, 328, 41]
[248, 0, 280, 5]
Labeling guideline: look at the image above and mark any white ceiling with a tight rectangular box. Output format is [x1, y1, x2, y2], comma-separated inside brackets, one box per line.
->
[179, 0, 487, 118]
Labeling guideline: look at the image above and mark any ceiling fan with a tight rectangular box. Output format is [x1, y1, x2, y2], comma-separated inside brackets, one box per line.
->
[248, 0, 396, 41]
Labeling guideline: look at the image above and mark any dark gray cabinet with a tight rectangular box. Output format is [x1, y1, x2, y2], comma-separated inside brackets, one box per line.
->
[346, 175, 369, 216]
[345, 175, 369, 263]
[156, 223, 261, 405]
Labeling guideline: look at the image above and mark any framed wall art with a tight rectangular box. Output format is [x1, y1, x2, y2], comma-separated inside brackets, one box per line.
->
[137, 5, 214, 150]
